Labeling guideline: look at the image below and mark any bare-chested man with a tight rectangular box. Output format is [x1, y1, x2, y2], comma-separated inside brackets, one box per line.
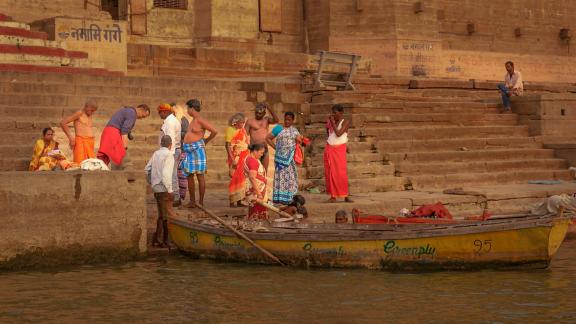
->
[181, 99, 218, 208]
[244, 102, 279, 170]
[60, 98, 98, 163]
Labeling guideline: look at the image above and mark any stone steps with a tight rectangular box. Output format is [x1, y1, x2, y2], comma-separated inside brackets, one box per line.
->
[0, 93, 258, 109]
[384, 148, 556, 164]
[0, 19, 28, 29]
[308, 151, 383, 164]
[0, 63, 124, 77]
[308, 103, 500, 115]
[307, 125, 529, 140]
[376, 136, 543, 152]
[306, 162, 394, 179]
[407, 169, 573, 190]
[0, 81, 253, 102]
[0, 25, 48, 40]
[310, 175, 405, 193]
[0, 35, 66, 49]
[307, 136, 542, 153]
[309, 112, 519, 127]
[311, 91, 501, 104]
[397, 158, 568, 175]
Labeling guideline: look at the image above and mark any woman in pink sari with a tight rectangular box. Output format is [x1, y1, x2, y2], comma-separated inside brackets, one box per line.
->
[243, 143, 268, 220]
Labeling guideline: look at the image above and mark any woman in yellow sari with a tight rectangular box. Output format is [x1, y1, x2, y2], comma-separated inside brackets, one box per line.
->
[29, 128, 73, 171]
[226, 113, 249, 207]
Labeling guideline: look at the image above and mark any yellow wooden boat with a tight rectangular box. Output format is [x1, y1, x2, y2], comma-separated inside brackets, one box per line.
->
[168, 212, 570, 270]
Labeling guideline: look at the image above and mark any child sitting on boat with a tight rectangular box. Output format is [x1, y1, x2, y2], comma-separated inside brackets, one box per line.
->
[280, 194, 308, 218]
[335, 210, 348, 224]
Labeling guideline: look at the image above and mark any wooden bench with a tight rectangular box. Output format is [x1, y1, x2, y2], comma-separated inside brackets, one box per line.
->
[302, 51, 361, 91]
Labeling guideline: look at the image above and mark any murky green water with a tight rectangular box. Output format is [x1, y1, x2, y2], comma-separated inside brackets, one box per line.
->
[1, 241, 575, 323]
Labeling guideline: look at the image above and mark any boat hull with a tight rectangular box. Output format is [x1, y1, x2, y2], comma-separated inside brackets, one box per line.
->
[168, 215, 570, 270]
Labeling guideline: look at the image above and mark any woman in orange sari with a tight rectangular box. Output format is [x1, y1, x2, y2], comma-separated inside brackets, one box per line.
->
[29, 128, 74, 171]
[243, 143, 268, 220]
[226, 113, 249, 207]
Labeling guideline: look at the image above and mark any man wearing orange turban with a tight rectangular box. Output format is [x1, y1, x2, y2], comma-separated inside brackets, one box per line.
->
[157, 103, 182, 206]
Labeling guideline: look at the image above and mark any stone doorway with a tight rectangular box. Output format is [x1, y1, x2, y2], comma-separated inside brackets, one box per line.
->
[101, 0, 128, 21]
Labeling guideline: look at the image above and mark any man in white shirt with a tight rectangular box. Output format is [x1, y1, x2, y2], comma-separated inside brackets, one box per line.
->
[145, 135, 175, 248]
[497, 61, 524, 113]
[157, 103, 182, 206]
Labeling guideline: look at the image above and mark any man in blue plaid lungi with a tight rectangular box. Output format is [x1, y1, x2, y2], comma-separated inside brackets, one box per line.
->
[181, 99, 218, 208]
[180, 140, 206, 176]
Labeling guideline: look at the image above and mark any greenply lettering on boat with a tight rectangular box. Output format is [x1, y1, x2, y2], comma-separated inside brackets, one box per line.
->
[214, 235, 243, 249]
[303, 243, 345, 257]
[383, 240, 436, 259]
[189, 231, 199, 244]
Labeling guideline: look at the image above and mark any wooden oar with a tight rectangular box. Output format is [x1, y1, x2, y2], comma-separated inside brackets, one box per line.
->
[255, 199, 296, 220]
[196, 204, 285, 266]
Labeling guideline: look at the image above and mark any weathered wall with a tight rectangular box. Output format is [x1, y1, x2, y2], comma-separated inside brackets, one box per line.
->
[0, 171, 147, 269]
[0, 0, 108, 23]
[304, 0, 330, 53]
[4, 0, 576, 80]
[512, 94, 576, 144]
[305, 0, 442, 77]
[438, 0, 576, 56]
[303, 0, 576, 81]
[144, 0, 196, 42]
[327, 0, 399, 76]
[31, 17, 128, 73]
[211, 0, 259, 38]
[436, 0, 576, 82]
[194, 0, 304, 52]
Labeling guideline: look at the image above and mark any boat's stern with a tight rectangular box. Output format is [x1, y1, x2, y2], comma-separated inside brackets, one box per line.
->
[548, 217, 571, 258]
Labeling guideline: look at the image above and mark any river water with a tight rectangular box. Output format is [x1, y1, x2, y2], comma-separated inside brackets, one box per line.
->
[1, 241, 575, 323]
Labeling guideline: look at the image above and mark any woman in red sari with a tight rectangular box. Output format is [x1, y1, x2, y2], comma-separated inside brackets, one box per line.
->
[243, 143, 268, 220]
[226, 113, 249, 207]
[324, 104, 353, 203]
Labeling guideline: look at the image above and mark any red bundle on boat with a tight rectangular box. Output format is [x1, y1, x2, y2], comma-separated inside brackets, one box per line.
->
[410, 202, 453, 219]
[351, 207, 457, 225]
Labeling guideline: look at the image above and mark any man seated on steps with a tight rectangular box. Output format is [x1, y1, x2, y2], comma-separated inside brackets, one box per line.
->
[497, 61, 523, 113]
[60, 98, 98, 164]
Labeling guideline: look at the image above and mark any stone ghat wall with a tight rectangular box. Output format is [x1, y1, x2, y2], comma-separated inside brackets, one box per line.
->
[306, 0, 576, 82]
[437, 0, 576, 82]
[512, 93, 576, 144]
[0, 0, 108, 23]
[0, 171, 147, 270]
[438, 0, 576, 57]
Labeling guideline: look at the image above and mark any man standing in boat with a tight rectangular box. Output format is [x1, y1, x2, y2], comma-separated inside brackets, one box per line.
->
[324, 104, 353, 203]
[181, 99, 218, 208]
